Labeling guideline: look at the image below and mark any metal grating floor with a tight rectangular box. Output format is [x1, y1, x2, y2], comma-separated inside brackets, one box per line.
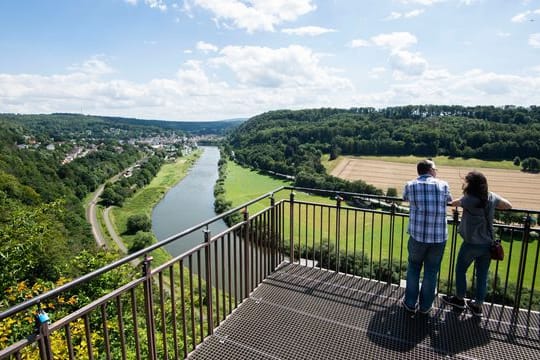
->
[189, 263, 540, 359]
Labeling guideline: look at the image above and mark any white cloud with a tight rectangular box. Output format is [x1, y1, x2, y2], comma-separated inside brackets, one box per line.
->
[385, 9, 424, 20]
[459, 0, 482, 5]
[496, 31, 511, 38]
[385, 12, 402, 20]
[68, 56, 114, 76]
[349, 39, 371, 48]
[196, 41, 219, 52]
[529, 33, 540, 48]
[405, 9, 425, 17]
[369, 67, 387, 79]
[511, 9, 539, 23]
[371, 32, 417, 50]
[512, 11, 530, 23]
[282, 26, 336, 36]
[210, 45, 351, 89]
[390, 50, 428, 77]
[145, 0, 167, 11]
[352, 68, 540, 108]
[192, 0, 317, 32]
[396, 0, 444, 5]
[124, 0, 167, 11]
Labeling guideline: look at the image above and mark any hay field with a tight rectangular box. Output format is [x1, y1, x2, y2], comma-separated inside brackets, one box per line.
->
[331, 157, 540, 210]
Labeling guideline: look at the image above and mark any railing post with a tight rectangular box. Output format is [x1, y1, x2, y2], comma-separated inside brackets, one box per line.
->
[447, 208, 460, 294]
[204, 229, 214, 336]
[388, 202, 396, 284]
[335, 195, 343, 272]
[36, 310, 53, 360]
[514, 214, 532, 311]
[142, 254, 157, 360]
[270, 195, 276, 271]
[243, 209, 251, 297]
[289, 191, 295, 264]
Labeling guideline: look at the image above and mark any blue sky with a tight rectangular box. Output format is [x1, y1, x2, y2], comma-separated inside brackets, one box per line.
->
[1, 0, 539, 121]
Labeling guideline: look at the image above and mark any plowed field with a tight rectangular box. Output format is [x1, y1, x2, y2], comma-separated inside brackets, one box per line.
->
[331, 158, 540, 210]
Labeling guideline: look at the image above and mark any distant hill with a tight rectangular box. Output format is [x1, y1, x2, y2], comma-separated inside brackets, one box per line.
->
[1, 113, 245, 136]
[96, 116, 246, 135]
[226, 106, 540, 193]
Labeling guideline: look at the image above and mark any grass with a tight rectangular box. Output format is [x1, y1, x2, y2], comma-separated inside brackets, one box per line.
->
[322, 154, 519, 171]
[110, 150, 202, 265]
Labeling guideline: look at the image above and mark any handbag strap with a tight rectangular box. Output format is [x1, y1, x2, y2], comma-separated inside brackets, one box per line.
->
[483, 196, 496, 244]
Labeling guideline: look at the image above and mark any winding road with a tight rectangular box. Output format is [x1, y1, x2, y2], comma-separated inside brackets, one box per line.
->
[86, 184, 106, 248]
[85, 172, 128, 253]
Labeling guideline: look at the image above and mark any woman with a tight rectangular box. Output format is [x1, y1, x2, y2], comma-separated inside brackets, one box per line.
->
[442, 171, 512, 317]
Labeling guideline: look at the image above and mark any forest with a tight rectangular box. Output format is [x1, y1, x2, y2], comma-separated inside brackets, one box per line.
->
[0, 113, 239, 312]
[227, 105, 540, 194]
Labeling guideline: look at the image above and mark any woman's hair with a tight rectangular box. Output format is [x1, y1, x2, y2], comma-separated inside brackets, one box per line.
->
[463, 171, 489, 207]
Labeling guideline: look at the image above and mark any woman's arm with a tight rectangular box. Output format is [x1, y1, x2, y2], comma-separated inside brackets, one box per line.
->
[496, 196, 512, 210]
[450, 198, 461, 207]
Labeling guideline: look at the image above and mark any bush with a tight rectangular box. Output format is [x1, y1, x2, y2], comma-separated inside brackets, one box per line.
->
[128, 231, 155, 253]
[126, 214, 151, 234]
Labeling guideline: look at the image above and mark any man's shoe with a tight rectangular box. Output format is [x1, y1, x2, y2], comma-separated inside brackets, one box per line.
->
[467, 300, 483, 317]
[441, 295, 465, 309]
[418, 306, 432, 315]
[401, 299, 417, 314]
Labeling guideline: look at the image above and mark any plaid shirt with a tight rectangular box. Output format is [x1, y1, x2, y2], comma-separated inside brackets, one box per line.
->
[403, 175, 452, 243]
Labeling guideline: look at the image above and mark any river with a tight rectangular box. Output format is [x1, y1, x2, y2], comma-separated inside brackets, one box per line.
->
[152, 146, 228, 257]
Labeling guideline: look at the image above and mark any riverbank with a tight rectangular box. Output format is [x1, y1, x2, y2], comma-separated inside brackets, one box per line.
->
[109, 149, 202, 264]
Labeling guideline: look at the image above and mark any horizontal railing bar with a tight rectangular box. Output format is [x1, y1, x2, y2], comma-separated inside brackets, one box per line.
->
[282, 185, 540, 214]
[48, 277, 144, 333]
[0, 187, 283, 321]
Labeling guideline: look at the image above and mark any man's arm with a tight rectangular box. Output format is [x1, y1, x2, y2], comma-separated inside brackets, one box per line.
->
[402, 185, 409, 201]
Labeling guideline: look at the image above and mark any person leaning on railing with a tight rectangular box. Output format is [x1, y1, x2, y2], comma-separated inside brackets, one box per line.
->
[442, 171, 512, 317]
[401, 159, 453, 315]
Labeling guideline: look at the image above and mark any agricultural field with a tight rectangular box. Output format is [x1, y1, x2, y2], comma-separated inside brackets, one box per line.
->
[329, 156, 540, 210]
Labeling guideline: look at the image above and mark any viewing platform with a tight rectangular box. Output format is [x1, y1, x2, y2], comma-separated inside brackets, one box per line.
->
[1, 186, 539, 359]
[189, 263, 539, 359]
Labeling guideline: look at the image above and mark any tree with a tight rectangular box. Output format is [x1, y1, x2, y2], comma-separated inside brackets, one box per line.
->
[386, 188, 398, 197]
[126, 214, 152, 234]
[521, 157, 540, 172]
[129, 231, 155, 253]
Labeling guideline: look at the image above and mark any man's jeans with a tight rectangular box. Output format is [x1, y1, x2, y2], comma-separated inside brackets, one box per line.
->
[404, 237, 446, 312]
[455, 242, 491, 304]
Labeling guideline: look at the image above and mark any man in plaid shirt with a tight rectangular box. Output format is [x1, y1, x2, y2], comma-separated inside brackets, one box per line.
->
[401, 159, 452, 315]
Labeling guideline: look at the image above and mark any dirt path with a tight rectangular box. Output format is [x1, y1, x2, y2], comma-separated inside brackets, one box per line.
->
[85, 184, 106, 248]
[331, 158, 540, 210]
[104, 207, 128, 253]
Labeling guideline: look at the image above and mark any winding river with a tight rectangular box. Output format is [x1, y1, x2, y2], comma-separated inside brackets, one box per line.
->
[152, 146, 227, 257]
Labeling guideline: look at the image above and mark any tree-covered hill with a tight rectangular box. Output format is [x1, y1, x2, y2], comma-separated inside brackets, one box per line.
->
[1, 113, 243, 139]
[227, 105, 540, 193]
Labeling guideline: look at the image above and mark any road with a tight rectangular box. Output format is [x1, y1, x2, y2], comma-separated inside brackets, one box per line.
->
[85, 171, 128, 252]
[104, 207, 128, 253]
[86, 184, 106, 248]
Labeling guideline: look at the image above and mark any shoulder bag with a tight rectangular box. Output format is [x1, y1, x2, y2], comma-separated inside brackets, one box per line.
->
[485, 202, 504, 261]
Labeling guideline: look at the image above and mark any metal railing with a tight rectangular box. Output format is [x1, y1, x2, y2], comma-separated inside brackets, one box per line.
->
[1, 186, 539, 359]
